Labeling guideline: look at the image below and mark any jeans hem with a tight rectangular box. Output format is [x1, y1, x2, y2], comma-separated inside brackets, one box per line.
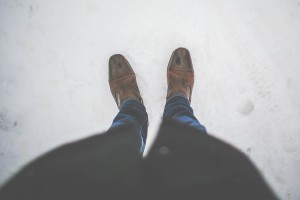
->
[166, 93, 190, 104]
[120, 98, 143, 109]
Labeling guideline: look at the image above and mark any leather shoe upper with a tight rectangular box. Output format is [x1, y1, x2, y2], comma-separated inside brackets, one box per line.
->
[109, 54, 143, 108]
[167, 48, 194, 102]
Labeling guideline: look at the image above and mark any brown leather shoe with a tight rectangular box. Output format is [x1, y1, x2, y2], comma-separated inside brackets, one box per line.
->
[167, 47, 194, 102]
[109, 54, 143, 108]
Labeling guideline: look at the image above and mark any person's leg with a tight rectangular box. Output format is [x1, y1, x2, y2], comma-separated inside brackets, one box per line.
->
[108, 54, 148, 153]
[163, 94, 206, 133]
[109, 99, 148, 152]
[164, 47, 207, 133]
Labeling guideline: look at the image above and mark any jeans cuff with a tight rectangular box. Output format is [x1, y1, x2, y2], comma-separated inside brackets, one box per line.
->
[166, 93, 190, 104]
[120, 98, 144, 109]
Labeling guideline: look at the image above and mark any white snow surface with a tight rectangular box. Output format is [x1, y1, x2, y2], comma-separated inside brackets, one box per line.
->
[1, 0, 300, 199]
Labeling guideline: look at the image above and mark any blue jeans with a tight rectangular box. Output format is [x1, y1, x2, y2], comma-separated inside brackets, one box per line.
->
[108, 95, 206, 154]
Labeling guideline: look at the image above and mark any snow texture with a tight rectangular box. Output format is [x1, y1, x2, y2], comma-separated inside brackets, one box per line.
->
[0, 0, 300, 199]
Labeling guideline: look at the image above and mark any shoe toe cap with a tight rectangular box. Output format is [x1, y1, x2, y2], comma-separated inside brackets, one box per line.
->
[109, 54, 133, 80]
[168, 47, 193, 71]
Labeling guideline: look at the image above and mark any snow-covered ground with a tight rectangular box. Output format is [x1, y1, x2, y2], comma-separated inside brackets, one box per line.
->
[1, 0, 300, 199]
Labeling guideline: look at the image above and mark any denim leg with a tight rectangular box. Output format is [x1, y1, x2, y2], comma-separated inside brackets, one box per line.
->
[163, 94, 207, 133]
[108, 99, 148, 153]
